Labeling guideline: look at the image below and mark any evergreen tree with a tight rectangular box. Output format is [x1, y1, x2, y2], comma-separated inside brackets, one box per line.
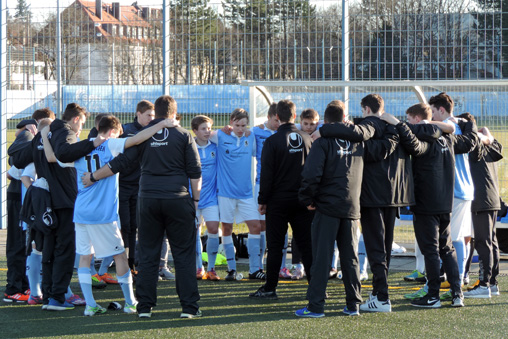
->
[14, 0, 31, 19]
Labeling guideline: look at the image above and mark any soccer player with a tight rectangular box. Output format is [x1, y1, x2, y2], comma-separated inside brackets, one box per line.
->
[12, 103, 105, 311]
[382, 104, 477, 308]
[458, 113, 502, 298]
[429, 93, 474, 287]
[210, 108, 264, 281]
[43, 115, 173, 316]
[119, 100, 155, 276]
[82, 95, 202, 319]
[249, 99, 313, 300]
[191, 115, 221, 281]
[251, 103, 281, 274]
[297, 108, 322, 134]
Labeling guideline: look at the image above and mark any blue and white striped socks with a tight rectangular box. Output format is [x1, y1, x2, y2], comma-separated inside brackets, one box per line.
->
[117, 271, 135, 306]
[207, 233, 220, 271]
[78, 267, 96, 307]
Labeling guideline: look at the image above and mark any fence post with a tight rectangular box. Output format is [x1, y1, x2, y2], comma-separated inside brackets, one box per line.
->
[162, 0, 170, 95]
[342, 0, 350, 115]
[56, 0, 62, 117]
[0, 0, 7, 228]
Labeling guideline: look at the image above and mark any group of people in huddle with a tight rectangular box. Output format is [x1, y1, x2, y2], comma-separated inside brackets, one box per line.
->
[4, 91, 502, 319]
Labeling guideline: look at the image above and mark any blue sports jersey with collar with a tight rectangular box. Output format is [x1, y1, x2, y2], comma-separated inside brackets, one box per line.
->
[446, 119, 474, 201]
[252, 123, 276, 184]
[195, 140, 218, 209]
[74, 138, 126, 224]
[215, 130, 256, 199]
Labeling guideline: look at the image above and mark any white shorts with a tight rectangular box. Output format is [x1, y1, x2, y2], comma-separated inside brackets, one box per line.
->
[450, 198, 473, 240]
[75, 221, 125, 258]
[218, 196, 259, 224]
[196, 205, 220, 224]
[254, 183, 265, 221]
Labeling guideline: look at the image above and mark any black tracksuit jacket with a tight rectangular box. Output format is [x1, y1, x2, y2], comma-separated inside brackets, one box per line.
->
[118, 118, 144, 184]
[469, 139, 503, 213]
[396, 121, 478, 215]
[108, 118, 201, 199]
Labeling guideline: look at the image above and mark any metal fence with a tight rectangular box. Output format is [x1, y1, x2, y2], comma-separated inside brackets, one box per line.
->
[1, 0, 507, 228]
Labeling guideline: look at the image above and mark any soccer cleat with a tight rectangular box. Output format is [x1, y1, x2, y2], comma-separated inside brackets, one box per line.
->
[159, 267, 176, 280]
[3, 292, 29, 303]
[84, 304, 107, 316]
[411, 295, 441, 308]
[404, 270, 425, 282]
[124, 302, 138, 314]
[360, 272, 369, 282]
[359, 294, 392, 313]
[464, 285, 491, 299]
[329, 269, 338, 279]
[138, 312, 152, 318]
[415, 275, 427, 283]
[196, 268, 205, 280]
[249, 269, 266, 280]
[225, 270, 238, 281]
[404, 287, 428, 300]
[291, 267, 305, 280]
[279, 267, 292, 279]
[204, 269, 220, 281]
[100, 273, 119, 284]
[180, 309, 202, 318]
[490, 284, 500, 296]
[295, 306, 325, 318]
[440, 290, 452, 301]
[451, 294, 464, 307]
[249, 286, 278, 300]
[28, 295, 43, 305]
[67, 294, 86, 306]
[440, 281, 450, 289]
[42, 304, 49, 310]
[342, 306, 360, 316]
[337, 270, 343, 280]
[467, 279, 480, 291]
[47, 298, 75, 311]
[91, 274, 108, 289]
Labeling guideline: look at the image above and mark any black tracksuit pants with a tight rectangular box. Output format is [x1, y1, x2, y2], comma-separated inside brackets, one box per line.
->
[413, 213, 461, 298]
[360, 206, 397, 301]
[472, 211, 500, 286]
[5, 194, 29, 295]
[264, 199, 313, 292]
[119, 182, 139, 268]
[41, 208, 75, 303]
[307, 211, 362, 313]
[136, 197, 200, 314]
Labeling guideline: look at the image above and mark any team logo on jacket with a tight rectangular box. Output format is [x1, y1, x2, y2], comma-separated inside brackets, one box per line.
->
[288, 133, 303, 153]
[336, 139, 352, 155]
[244, 140, 249, 147]
[42, 208, 53, 226]
[210, 151, 216, 158]
[37, 137, 44, 150]
[437, 136, 449, 153]
[151, 128, 169, 147]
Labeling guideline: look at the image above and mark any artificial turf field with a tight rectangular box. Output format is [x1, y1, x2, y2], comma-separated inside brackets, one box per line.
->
[1, 261, 508, 338]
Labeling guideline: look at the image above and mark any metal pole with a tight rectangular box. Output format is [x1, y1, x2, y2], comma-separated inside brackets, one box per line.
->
[240, 40, 243, 79]
[57, 0, 62, 117]
[294, 39, 297, 79]
[162, 0, 170, 95]
[0, 0, 8, 228]
[87, 43, 90, 103]
[111, 43, 115, 113]
[32, 47, 35, 91]
[322, 39, 325, 80]
[267, 39, 270, 80]
[214, 41, 217, 84]
[342, 0, 350, 115]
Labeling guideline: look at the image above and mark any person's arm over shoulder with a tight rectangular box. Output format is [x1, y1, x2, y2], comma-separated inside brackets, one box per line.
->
[10, 141, 33, 169]
[299, 139, 326, 207]
[428, 120, 455, 134]
[209, 130, 219, 144]
[453, 120, 478, 155]
[124, 119, 177, 149]
[319, 120, 376, 142]
[364, 124, 399, 162]
[51, 128, 97, 163]
[185, 131, 202, 180]
[395, 122, 430, 157]
[407, 123, 443, 142]
[258, 138, 275, 205]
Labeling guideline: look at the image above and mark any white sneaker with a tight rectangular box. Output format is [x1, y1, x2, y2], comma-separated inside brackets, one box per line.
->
[391, 242, 407, 254]
[360, 272, 369, 282]
[291, 267, 305, 280]
[359, 294, 392, 312]
[490, 284, 501, 296]
[84, 304, 106, 316]
[124, 302, 138, 314]
[159, 267, 176, 280]
[464, 285, 491, 299]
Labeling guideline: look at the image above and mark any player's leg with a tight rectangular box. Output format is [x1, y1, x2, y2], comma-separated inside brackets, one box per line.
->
[218, 197, 237, 279]
[337, 219, 362, 313]
[438, 214, 462, 304]
[238, 198, 263, 278]
[196, 223, 204, 279]
[289, 203, 314, 282]
[202, 205, 220, 280]
[26, 246, 42, 304]
[113, 251, 137, 312]
[255, 183, 267, 272]
[75, 223, 96, 309]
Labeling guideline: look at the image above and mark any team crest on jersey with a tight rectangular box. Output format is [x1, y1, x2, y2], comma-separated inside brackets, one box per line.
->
[288, 132, 303, 153]
[336, 139, 352, 155]
[226, 149, 230, 154]
[150, 128, 169, 147]
[210, 151, 216, 158]
[244, 140, 249, 147]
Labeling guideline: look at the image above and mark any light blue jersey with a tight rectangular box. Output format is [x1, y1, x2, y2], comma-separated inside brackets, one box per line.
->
[213, 130, 256, 199]
[196, 140, 218, 209]
[446, 119, 474, 201]
[251, 123, 276, 184]
[74, 138, 126, 224]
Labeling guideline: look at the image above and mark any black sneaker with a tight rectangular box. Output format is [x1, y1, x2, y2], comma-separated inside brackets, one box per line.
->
[411, 295, 441, 308]
[225, 270, 237, 281]
[249, 286, 278, 299]
[249, 269, 266, 280]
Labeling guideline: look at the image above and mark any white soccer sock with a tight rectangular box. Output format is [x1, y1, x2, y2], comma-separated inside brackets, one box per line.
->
[207, 233, 220, 271]
[78, 267, 96, 307]
[118, 271, 136, 306]
[259, 231, 266, 270]
[223, 235, 236, 271]
[248, 234, 261, 274]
